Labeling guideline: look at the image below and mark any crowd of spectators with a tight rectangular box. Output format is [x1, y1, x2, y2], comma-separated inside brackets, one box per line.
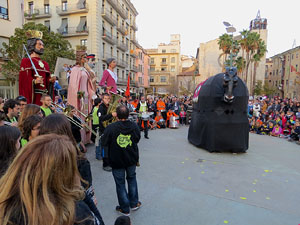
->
[248, 96, 300, 144]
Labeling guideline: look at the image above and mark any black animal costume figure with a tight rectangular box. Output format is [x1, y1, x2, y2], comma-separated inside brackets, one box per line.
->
[188, 67, 249, 153]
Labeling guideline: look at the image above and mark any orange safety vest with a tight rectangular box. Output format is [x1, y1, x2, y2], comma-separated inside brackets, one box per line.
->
[156, 100, 166, 111]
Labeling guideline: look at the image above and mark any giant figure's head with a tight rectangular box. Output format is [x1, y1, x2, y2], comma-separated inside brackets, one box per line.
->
[223, 67, 238, 103]
[27, 38, 44, 56]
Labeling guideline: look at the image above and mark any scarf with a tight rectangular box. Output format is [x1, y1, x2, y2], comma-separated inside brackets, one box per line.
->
[107, 69, 118, 83]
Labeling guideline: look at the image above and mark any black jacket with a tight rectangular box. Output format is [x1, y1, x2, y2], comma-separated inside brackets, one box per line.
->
[97, 103, 113, 133]
[101, 120, 140, 169]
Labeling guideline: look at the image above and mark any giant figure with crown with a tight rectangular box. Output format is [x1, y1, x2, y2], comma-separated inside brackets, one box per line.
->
[19, 30, 55, 105]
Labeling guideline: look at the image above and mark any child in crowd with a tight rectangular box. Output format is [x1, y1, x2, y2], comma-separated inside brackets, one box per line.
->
[271, 123, 282, 137]
[179, 104, 186, 125]
[289, 121, 300, 142]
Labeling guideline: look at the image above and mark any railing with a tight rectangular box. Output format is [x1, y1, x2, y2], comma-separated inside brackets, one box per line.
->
[107, 0, 118, 9]
[117, 59, 128, 68]
[160, 61, 168, 66]
[102, 52, 116, 61]
[130, 49, 137, 58]
[115, 2, 127, 19]
[101, 8, 117, 26]
[117, 41, 128, 51]
[24, 8, 52, 19]
[117, 78, 127, 85]
[116, 23, 127, 35]
[56, 3, 88, 15]
[131, 21, 138, 31]
[57, 26, 89, 36]
[102, 30, 117, 45]
[130, 65, 138, 72]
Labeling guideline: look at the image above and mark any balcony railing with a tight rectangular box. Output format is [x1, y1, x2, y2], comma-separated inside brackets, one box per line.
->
[130, 65, 138, 72]
[131, 21, 138, 31]
[150, 70, 170, 74]
[116, 23, 127, 35]
[107, 0, 118, 9]
[116, 41, 128, 52]
[102, 52, 116, 61]
[117, 78, 127, 85]
[24, 8, 52, 19]
[102, 30, 116, 45]
[160, 61, 168, 66]
[58, 26, 89, 37]
[56, 3, 88, 15]
[101, 8, 117, 26]
[131, 37, 138, 46]
[115, 2, 127, 19]
[117, 59, 128, 68]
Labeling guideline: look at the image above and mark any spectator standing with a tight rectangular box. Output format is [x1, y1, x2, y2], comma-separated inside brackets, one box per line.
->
[101, 105, 141, 216]
[15, 96, 27, 113]
[20, 115, 42, 147]
[3, 99, 20, 126]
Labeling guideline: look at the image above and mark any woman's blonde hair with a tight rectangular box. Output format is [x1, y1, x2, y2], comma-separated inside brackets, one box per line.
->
[18, 104, 41, 132]
[0, 134, 84, 225]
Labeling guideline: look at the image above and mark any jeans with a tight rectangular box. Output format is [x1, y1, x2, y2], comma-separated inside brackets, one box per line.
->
[112, 165, 139, 213]
[95, 144, 102, 159]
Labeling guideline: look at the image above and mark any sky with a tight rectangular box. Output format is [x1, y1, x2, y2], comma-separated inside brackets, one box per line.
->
[131, 0, 300, 58]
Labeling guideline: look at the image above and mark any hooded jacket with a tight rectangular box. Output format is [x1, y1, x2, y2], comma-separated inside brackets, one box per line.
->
[101, 120, 140, 169]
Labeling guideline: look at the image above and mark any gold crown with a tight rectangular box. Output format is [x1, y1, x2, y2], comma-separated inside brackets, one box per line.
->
[25, 30, 43, 39]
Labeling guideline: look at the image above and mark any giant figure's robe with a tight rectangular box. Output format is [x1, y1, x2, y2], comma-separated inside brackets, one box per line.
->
[188, 73, 249, 153]
[19, 57, 53, 105]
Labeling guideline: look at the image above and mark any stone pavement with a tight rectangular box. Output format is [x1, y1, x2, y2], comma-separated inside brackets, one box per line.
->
[86, 126, 300, 225]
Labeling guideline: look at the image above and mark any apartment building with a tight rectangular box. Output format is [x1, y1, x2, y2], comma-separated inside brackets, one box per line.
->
[271, 46, 300, 99]
[24, 0, 141, 93]
[0, 0, 24, 98]
[135, 45, 149, 95]
[146, 34, 181, 95]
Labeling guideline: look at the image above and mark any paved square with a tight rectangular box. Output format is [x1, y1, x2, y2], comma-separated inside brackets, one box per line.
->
[87, 126, 300, 225]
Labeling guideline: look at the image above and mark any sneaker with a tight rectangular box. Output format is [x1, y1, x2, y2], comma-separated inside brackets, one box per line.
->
[103, 166, 112, 172]
[116, 206, 130, 216]
[144, 136, 149, 139]
[131, 201, 142, 211]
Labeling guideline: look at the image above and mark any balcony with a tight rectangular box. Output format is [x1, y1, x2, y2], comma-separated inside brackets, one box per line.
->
[102, 30, 116, 45]
[58, 26, 89, 37]
[56, 3, 88, 16]
[160, 61, 168, 66]
[116, 41, 128, 52]
[24, 8, 52, 20]
[130, 65, 138, 72]
[116, 23, 127, 35]
[150, 70, 170, 75]
[131, 21, 138, 31]
[101, 8, 117, 26]
[131, 37, 138, 46]
[117, 78, 127, 85]
[107, 0, 118, 9]
[117, 59, 128, 68]
[130, 49, 137, 58]
[115, 3, 127, 19]
[101, 52, 116, 62]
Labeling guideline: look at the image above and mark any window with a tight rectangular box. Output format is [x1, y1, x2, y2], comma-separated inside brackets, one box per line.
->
[161, 67, 167, 71]
[150, 58, 154, 64]
[28, 1, 34, 14]
[44, 4, 50, 14]
[138, 77, 142, 84]
[171, 66, 175, 72]
[102, 42, 105, 55]
[150, 67, 155, 72]
[117, 69, 119, 77]
[162, 49, 166, 53]
[80, 39, 87, 46]
[122, 70, 125, 80]
[0, 0, 8, 19]
[292, 54, 294, 60]
[171, 57, 175, 63]
[102, 64, 106, 71]
[160, 76, 166, 82]
[110, 46, 113, 57]
[62, 1, 67, 11]
[150, 76, 154, 82]
[171, 49, 176, 53]
[296, 64, 298, 72]
[161, 58, 166, 64]
[44, 20, 50, 31]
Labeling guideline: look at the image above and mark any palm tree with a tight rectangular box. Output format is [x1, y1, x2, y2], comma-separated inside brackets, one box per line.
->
[235, 56, 246, 77]
[251, 40, 267, 95]
[218, 34, 232, 71]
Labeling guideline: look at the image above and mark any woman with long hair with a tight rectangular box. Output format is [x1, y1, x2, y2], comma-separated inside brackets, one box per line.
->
[18, 104, 42, 132]
[0, 126, 21, 177]
[0, 134, 101, 225]
[20, 114, 43, 147]
[39, 114, 102, 223]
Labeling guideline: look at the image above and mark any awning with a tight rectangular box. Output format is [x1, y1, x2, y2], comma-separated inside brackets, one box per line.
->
[77, 0, 86, 9]
[117, 88, 124, 93]
[58, 19, 68, 33]
[76, 16, 87, 32]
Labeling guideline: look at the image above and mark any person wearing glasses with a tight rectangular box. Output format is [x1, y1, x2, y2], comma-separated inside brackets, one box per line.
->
[15, 96, 27, 113]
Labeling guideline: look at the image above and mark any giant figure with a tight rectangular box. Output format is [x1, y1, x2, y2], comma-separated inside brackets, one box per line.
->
[19, 30, 55, 105]
[188, 67, 249, 153]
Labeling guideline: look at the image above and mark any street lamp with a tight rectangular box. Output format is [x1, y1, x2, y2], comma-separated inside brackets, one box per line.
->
[223, 21, 237, 67]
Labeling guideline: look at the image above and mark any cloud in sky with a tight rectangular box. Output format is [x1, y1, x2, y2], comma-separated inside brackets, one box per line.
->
[131, 0, 300, 57]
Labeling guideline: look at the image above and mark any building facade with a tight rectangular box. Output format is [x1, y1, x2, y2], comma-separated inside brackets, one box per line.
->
[23, 0, 141, 94]
[0, 0, 24, 99]
[270, 46, 300, 99]
[135, 45, 149, 96]
[146, 34, 181, 95]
